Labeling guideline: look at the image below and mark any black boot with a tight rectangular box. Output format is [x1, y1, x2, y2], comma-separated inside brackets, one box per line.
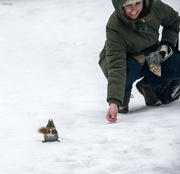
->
[136, 78, 162, 106]
[118, 90, 131, 114]
[156, 79, 180, 104]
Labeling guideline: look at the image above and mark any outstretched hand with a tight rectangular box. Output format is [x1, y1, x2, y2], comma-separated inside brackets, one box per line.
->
[106, 103, 118, 122]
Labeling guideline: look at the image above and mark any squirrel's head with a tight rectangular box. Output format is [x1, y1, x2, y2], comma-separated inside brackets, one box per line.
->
[46, 119, 57, 134]
[46, 119, 55, 127]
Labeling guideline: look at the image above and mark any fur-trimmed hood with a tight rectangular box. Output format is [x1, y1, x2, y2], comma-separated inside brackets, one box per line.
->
[112, 0, 154, 24]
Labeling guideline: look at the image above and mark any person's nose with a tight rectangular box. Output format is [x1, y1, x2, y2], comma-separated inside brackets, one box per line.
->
[131, 5, 136, 11]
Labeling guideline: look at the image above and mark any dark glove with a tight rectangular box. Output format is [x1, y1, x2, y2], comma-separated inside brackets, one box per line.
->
[157, 45, 173, 62]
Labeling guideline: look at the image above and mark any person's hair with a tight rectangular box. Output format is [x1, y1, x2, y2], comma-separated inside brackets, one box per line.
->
[138, 1, 151, 18]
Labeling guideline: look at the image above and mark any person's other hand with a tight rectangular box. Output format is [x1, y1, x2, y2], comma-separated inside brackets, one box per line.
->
[106, 103, 118, 122]
[158, 44, 173, 62]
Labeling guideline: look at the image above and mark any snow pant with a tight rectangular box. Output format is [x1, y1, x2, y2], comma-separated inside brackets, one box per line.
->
[125, 53, 180, 92]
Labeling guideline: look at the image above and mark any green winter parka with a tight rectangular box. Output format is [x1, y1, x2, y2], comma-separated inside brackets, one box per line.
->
[99, 0, 180, 106]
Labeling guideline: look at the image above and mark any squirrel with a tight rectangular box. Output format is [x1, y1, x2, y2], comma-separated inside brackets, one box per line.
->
[38, 119, 60, 143]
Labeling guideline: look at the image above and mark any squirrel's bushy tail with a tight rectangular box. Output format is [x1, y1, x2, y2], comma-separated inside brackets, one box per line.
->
[38, 127, 46, 134]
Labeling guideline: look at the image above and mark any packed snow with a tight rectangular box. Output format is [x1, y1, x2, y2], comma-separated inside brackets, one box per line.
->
[0, 0, 180, 173]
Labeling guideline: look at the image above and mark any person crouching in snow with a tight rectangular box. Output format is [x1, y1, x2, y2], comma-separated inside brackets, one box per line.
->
[99, 0, 180, 122]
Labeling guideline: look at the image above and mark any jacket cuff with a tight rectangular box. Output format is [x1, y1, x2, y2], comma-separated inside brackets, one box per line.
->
[108, 98, 121, 107]
[160, 41, 174, 49]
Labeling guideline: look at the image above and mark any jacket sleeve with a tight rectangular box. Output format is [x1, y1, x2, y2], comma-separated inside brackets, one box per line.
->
[160, 1, 180, 47]
[106, 24, 127, 106]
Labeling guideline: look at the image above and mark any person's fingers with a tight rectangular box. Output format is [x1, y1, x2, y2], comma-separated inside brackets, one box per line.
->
[106, 112, 117, 122]
[111, 113, 116, 119]
[111, 115, 117, 122]
[106, 113, 111, 121]
[106, 113, 112, 121]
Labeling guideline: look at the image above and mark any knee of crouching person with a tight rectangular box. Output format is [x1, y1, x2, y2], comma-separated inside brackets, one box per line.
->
[133, 54, 146, 66]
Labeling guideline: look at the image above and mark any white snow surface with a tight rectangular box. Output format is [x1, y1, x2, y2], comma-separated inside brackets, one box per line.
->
[0, 0, 180, 174]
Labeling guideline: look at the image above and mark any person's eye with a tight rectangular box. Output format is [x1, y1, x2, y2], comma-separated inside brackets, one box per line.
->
[136, 1, 142, 5]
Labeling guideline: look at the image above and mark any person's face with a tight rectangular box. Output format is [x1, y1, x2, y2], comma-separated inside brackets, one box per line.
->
[123, 1, 143, 19]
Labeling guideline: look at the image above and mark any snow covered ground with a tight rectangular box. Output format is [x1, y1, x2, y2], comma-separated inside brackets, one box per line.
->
[0, 0, 180, 173]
